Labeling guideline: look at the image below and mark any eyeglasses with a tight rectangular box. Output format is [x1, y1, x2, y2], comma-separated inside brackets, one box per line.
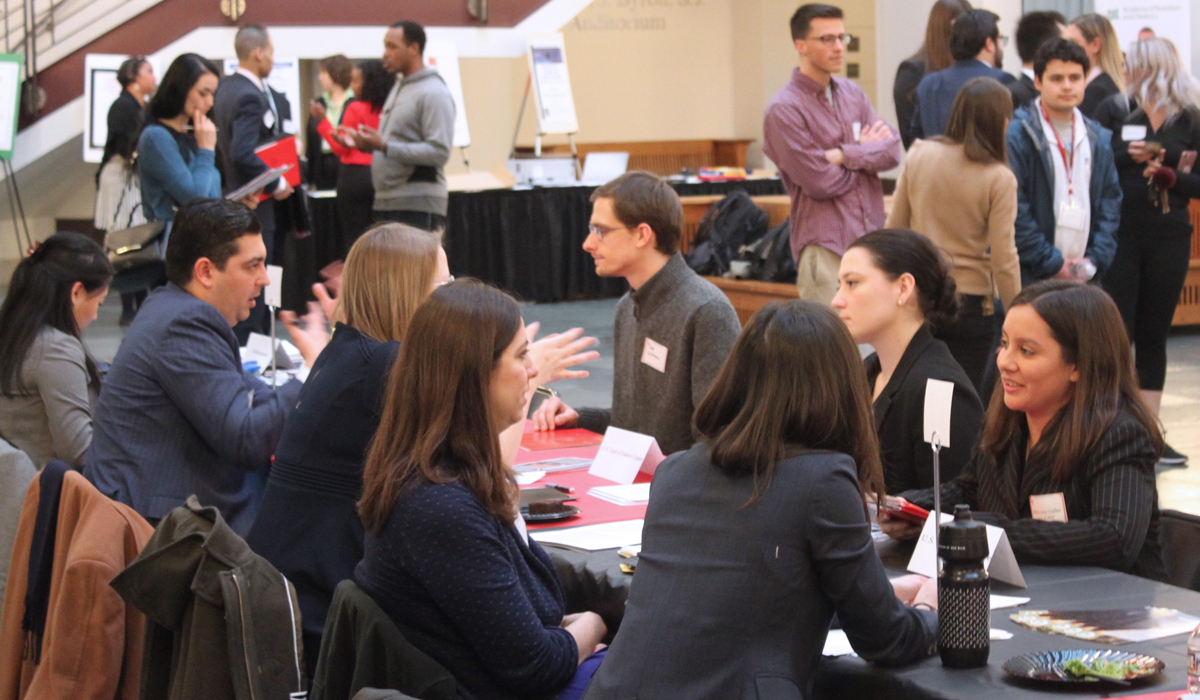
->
[434, 274, 456, 288]
[587, 224, 631, 239]
[809, 33, 852, 47]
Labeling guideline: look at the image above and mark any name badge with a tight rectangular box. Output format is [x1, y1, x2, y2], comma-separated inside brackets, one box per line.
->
[1029, 493, 1068, 523]
[852, 121, 862, 142]
[1121, 125, 1147, 142]
[641, 338, 668, 373]
[1058, 202, 1086, 231]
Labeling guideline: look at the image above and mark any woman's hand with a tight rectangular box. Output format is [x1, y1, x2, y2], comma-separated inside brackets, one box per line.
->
[309, 99, 327, 122]
[562, 611, 608, 666]
[889, 574, 928, 605]
[194, 109, 217, 151]
[527, 326, 600, 388]
[531, 396, 579, 432]
[1143, 153, 1165, 179]
[912, 576, 938, 610]
[877, 496, 925, 540]
[279, 301, 331, 368]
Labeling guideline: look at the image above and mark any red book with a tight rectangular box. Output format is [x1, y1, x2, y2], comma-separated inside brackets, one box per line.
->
[520, 428, 603, 452]
[253, 135, 301, 200]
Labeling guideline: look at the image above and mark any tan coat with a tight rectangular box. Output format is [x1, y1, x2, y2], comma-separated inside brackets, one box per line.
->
[887, 139, 1022, 307]
[0, 470, 154, 700]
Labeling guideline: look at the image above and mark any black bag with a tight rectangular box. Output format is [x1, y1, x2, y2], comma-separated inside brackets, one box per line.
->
[685, 190, 769, 276]
[746, 222, 797, 283]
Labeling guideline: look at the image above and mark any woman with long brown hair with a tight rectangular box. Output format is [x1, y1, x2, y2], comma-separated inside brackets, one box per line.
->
[894, 0, 973, 149]
[887, 76, 1019, 394]
[584, 300, 937, 700]
[355, 280, 608, 700]
[882, 280, 1166, 581]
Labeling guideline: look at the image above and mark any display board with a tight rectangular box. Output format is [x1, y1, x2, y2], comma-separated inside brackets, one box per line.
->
[223, 57, 302, 135]
[1094, 0, 1192, 69]
[424, 41, 471, 149]
[0, 54, 20, 161]
[527, 34, 578, 135]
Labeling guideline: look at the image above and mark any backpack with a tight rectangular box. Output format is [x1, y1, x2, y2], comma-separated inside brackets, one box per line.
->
[745, 222, 797, 283]
[684, 190, 769, 276]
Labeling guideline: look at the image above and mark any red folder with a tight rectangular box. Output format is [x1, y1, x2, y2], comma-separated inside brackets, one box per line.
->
[520, 428, 604, 452]
[253, 135, 301, 200]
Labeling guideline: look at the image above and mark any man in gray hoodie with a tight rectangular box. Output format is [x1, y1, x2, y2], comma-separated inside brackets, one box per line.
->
[347, 20, 455, 232]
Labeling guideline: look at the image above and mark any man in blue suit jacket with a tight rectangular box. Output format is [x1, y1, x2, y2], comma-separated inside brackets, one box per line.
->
[911, 9, 1016, 140]
[86, 199, 311, 536]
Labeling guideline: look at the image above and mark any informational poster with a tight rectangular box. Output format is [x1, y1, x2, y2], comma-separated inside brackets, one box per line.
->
[1094, 0, 1192, 70]
[222, 57, 302, 135]
[527, 34, 578, 135]
[424, 41, 471, 149]
[0, 54, 21, 160]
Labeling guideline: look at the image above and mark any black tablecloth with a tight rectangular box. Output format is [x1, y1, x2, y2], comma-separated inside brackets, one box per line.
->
[546, 538, 1200, 699]
[445, 179, 786, 303]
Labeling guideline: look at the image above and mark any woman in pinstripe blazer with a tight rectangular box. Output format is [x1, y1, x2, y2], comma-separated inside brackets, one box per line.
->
[883, 280, 1167, 581]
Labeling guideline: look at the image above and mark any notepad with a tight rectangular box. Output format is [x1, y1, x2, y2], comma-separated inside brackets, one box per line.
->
[588, 484, 651, 506]
[530, 519, 644, 552]
[513, 457, 592, 474]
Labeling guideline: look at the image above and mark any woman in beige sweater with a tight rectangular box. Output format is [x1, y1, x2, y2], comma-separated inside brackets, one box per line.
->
[887, 76, 1020, 396]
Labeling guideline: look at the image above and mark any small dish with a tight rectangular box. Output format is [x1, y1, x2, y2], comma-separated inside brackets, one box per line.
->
[1002, 649, 1164, 684]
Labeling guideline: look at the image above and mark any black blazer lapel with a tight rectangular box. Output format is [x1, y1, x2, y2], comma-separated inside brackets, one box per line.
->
[873, 328, 937, 428]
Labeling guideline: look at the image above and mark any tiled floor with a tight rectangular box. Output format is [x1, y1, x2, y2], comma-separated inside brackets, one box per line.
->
[81, 294, 1200, 514]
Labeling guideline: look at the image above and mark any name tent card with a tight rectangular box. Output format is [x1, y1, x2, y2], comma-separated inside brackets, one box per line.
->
[588, 427, 664, 485]
[908, 512, 1026, 588]
[923, 378, 954, 447]
[264, 265, 284, 308]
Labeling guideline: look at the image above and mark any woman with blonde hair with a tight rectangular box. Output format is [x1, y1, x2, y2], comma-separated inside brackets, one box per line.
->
[1095, 37, 1200, 466]
[1064, 13, 1126, 117]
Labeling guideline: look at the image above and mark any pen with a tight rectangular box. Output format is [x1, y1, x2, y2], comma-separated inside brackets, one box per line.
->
[545, 482, 574, 495]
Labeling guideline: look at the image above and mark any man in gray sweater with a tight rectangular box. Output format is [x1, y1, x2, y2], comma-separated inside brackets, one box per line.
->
[347, 20, 455, 232]
[532, 172, 742, 454]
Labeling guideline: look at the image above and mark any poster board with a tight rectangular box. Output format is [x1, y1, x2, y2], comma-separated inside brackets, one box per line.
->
[0, 54, 23, 161]
[424, 41, 471, 148]
[527, 34, 578, 135]
[82, 54, 163, 164]
[223, 58, 302, 135]
[1094, 0, 1192, 70]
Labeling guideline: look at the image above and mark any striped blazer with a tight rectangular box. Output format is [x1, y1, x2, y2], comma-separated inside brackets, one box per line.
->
[904, 405, 1166, 581]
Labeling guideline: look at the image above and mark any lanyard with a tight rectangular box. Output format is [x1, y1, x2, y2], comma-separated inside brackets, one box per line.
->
[1040, 101, 1076, 196]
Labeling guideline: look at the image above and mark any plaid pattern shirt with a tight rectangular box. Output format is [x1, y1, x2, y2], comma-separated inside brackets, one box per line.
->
[764, 68, 901, 258]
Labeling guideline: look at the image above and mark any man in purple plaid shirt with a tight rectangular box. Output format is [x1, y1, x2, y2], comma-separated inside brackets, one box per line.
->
[764, 3, 902, 305]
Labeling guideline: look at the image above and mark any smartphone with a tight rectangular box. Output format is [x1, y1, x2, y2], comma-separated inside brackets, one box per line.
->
[883, 501, 931, 525]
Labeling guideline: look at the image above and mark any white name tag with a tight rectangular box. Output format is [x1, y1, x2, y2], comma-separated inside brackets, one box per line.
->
[852, 121, 862, 142]
[1058, 203, 1086, 232]
[1121, 125, 1147, 142]
[641, 338, 668, 373]
[1029, 493, 1068, 523]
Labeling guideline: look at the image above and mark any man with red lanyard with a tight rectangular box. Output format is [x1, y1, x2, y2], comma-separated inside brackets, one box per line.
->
[1007, 37, 1121, 286]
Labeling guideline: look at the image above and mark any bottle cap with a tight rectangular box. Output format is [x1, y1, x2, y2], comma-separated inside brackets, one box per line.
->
[938, 504, 989, 561]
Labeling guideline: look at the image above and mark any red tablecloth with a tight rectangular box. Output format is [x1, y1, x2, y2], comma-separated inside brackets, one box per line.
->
[516, 423, 650, 530]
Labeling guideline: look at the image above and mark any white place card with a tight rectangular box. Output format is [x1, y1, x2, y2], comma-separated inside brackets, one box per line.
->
[907, 512, 1026, 588]
[264, 264, 284, 308]
[588, 427, 664, 485]
[923, 378, 955, 447]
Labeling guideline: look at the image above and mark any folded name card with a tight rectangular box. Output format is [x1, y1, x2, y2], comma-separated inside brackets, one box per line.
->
[588, 427, 664, 485]
[907, 512, 1026, 588]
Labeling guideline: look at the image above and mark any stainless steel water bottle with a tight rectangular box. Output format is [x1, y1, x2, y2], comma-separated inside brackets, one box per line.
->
[938, 504, 990, 668]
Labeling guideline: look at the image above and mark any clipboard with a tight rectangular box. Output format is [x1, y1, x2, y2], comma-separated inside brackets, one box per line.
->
[225, 165, 291, 202]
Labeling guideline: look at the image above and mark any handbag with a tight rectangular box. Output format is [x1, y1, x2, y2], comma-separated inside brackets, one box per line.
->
[99, 157, 167, 273]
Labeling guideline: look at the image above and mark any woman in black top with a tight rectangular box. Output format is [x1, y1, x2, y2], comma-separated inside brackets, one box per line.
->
[1094, 38, 1200, 465]
[1063, 14, 1126, 118]
[832, 229, 983, 493]
[883, 281, 1167, 581]
[894, 0, 972, 149]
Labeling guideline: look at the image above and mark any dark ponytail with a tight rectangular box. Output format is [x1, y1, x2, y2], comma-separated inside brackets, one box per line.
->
[849, 228, 960, 327]
[0, 233, 113, 396]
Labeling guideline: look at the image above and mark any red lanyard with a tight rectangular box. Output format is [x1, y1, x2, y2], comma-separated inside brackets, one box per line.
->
[1040, 101, 1076, 196]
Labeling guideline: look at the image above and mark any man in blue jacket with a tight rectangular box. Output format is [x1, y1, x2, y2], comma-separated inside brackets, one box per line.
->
[1006, 38, 1121, 285]
[86, 199, 315, 536]
[911, 9, 1016, 139]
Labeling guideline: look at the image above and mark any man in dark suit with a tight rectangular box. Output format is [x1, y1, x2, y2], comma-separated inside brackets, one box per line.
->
[1011, 11, 1065, 110]
[85, 199, 317, 536]
[213, 24, 293, 340]
[911, 9, 1017, 140]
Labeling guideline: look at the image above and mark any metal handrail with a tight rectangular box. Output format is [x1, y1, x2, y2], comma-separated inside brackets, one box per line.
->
[3, 0, 140, 66]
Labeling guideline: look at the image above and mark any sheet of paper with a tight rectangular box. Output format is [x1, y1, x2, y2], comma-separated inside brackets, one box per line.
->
[907, 512, 1026, 588]
[515, 470, 545, 486]
[530, 519, 644, 552]
[990, 629, 1014, 641]
[588, 483, 652, 506]
[923, 378, 955, 447]
[822, 630, 856, 657]
[990, 594, 1031, 610]
[588, 427, 664, 485]
[265, 265, 283, 308]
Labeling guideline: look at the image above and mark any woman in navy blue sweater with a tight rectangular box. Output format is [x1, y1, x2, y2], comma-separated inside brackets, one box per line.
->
[355, 281, 608, 700]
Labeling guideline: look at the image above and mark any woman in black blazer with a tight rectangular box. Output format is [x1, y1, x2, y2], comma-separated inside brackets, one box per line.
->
[883, 281, 1167, 581]
[832, 229, 984, 493]
[584, 301, 937, 700]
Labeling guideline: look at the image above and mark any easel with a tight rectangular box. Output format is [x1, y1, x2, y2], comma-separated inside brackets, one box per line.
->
[508, 73, 581, 179]
[509, 35, 582, 180]
[2, 159, 31, 256]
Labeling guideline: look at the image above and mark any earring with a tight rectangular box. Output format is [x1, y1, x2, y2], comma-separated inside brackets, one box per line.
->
[897, 298, 903, 306]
